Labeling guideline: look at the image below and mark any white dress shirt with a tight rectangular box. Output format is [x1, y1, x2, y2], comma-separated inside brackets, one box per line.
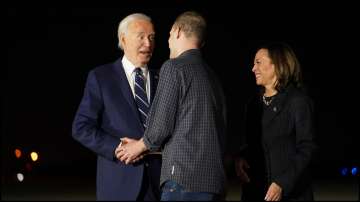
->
[122, 56, 150, 102]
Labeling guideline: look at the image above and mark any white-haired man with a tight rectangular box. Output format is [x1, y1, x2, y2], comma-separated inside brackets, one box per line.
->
[72, 13, 161, 200]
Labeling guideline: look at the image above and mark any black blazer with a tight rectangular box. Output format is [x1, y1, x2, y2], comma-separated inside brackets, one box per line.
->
[241, 84, 316, 200]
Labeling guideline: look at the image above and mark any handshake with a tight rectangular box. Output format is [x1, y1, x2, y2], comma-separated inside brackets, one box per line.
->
[114, 137, 149, 164]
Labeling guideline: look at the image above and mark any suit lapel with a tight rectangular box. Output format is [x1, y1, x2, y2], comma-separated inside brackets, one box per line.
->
[262, 91, 287, 126]
[112, 59, 143, 128]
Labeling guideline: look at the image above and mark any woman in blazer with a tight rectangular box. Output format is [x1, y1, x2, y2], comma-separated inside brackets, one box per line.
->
[235, 42, 316, 201]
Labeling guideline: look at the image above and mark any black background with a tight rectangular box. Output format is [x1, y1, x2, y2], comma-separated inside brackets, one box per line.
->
[4, 1, 359, 187]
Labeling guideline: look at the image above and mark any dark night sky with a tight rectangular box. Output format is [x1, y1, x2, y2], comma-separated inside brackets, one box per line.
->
[4, 2, 359, 181]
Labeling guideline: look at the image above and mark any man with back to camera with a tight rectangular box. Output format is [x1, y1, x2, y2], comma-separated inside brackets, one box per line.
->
[116, 11, 228, 201]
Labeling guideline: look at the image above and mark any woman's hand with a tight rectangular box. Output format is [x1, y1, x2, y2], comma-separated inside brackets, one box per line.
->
[265, 182, 282, 201]
[234, 157, 250, 183]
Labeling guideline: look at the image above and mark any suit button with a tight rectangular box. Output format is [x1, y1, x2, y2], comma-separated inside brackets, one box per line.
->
[145, 163, 149, 167]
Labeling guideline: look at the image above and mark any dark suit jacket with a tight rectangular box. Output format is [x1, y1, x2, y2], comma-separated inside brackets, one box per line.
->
[72, 57, 161, 200]
[241, 84, 316, 201]
[143, 49, 227, 194]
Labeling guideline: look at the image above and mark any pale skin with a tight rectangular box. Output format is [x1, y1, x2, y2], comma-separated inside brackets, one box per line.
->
[120, 19, 155, 67]
[113, 18, 155, 161]
[115, 138, 147, 164]
[168, 24, 200, 59]
[236, 48, 283, 201]
[115, 24, 200, 164]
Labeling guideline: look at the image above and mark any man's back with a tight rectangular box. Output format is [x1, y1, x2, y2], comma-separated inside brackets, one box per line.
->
[144, 49, 227, 194]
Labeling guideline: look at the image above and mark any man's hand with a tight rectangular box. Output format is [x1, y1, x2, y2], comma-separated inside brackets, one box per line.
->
[114, 140, 124, 158]
[115, 137, 136, 156]
[116, 137, 148, 164]
[115, 137, 145, 163]
[264, 182, 282, 201]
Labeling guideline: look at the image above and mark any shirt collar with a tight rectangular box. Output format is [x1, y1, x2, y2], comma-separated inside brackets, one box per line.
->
[122, 56, 148, 76]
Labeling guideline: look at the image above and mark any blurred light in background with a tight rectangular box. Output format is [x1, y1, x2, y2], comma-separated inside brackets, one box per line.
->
[351, 167, 358, 176]
[13, 148, 41, 184]
[340, 166, 359, 177]
[16, 173, 24, 182]
[341, 167, 348, 176]
[30, 152, 38, 162]
[15, 148, 22, 159]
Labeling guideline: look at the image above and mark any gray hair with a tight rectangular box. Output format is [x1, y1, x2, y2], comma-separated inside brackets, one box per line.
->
[117, 13, 152, 50]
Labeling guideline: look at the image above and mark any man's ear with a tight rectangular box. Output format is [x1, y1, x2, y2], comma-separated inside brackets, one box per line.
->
[175, 27, 181, 39]
[120, 33, 126, 48]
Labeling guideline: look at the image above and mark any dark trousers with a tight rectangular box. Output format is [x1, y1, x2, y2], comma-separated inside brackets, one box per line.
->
[136, 155, 161, 201]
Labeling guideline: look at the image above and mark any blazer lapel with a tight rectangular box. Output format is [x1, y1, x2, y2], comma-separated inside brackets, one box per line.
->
[262, 91, 287, 126]
[112, 59, 143, 127]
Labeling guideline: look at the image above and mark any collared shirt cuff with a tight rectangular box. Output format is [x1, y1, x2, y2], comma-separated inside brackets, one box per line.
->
[143, 135, 159, 152]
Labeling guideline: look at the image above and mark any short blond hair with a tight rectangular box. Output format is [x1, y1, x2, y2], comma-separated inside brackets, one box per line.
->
[173, 11, 207, 46]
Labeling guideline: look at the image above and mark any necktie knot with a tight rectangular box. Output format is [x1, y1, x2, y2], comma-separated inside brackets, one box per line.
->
[134, 68, 143, 77]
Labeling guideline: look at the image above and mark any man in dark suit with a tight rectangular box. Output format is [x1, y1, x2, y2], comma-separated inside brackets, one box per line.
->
[72, 13, 161, 201]
[116, 11, 227, 201]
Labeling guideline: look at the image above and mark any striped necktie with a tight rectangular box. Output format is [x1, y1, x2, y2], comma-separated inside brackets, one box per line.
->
[134, 68, 149, 128]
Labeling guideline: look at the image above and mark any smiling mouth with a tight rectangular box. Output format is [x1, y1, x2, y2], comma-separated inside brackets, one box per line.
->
[140, 51, 151, 55]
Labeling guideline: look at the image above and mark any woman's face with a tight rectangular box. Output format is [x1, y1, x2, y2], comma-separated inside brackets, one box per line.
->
[252, 48, 277, 88]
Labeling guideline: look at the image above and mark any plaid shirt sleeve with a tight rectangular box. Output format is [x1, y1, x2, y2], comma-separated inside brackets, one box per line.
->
[143, 60, 179, 151]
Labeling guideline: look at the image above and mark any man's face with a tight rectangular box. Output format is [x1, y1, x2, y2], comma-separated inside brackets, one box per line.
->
[121, 19, 155, 67]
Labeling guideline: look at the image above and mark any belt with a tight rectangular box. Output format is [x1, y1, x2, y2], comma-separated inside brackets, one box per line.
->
[147, 151, 162, 155]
